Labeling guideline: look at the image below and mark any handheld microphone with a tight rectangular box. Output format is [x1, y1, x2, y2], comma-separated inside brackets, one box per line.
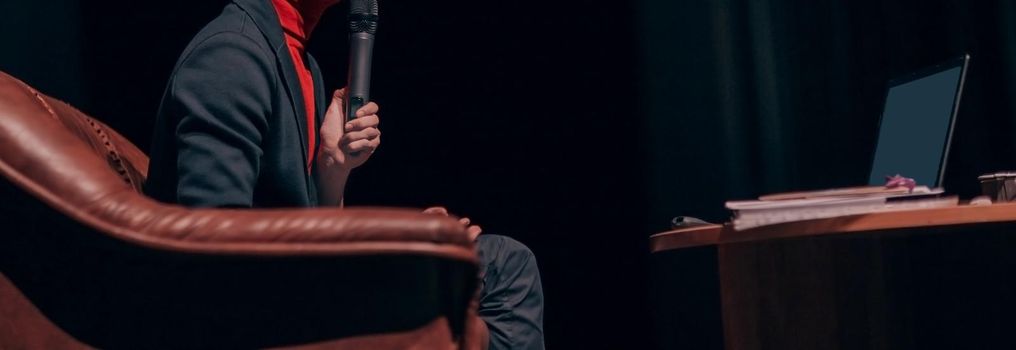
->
[346, 0, 379, 122]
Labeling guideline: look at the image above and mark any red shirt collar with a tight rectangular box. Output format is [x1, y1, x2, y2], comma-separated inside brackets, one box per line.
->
[270, 0, 340, 43]
[271, 0, 308, 45]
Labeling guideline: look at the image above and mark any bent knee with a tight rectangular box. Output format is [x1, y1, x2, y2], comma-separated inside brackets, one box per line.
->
[478, 234, 538, 269]
[480, 234, 535, 259]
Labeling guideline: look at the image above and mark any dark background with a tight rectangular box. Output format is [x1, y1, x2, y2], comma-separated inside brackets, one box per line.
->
[2, 0, 1016, 349]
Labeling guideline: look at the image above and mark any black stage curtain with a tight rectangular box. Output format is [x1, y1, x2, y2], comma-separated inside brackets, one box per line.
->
[6, 0, 1016, 348]
[642, 0, 1016, 224]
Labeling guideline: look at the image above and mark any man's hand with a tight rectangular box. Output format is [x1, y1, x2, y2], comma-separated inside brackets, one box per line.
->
[317, 88, 381, 174]
[315, 88, 381, 206]
[424, 207, 483, 241]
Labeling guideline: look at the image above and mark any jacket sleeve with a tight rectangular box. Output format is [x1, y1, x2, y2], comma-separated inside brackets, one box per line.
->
[169, 32, 276, 207]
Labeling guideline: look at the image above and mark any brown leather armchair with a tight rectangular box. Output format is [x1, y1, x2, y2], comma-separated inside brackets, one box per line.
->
[0, 71, 485, 349]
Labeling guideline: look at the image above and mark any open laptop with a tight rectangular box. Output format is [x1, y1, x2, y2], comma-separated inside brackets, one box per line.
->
[867, 54, 969, 188]
[758, 54, 969, 201]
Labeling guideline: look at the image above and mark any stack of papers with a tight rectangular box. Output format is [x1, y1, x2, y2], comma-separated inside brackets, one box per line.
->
[726, 187, 957, 230]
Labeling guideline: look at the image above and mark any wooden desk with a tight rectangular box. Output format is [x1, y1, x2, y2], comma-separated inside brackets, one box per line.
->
[649, 202, 1016, 350]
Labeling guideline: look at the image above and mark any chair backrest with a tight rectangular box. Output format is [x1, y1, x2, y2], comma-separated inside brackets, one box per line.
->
[0, 71, 481, 350]
[0, 71, 149, 201]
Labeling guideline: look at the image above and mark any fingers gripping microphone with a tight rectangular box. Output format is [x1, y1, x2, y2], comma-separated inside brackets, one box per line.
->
[346, 0, 378, 122]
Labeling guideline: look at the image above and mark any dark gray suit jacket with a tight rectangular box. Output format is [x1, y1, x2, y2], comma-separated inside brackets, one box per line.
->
[146, 0, 327, 208]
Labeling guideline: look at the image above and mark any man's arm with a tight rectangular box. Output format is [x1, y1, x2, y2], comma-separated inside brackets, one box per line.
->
[170, 32, 275, 207]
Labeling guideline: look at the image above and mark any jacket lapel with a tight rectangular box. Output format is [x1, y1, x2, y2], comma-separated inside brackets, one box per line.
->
[233, 0, 314, 201]
[307, 54, 326, 142]
[274, 48, 311, 170]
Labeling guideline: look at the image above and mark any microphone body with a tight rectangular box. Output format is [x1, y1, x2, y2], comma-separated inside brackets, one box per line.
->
[346, 0, 379, 121]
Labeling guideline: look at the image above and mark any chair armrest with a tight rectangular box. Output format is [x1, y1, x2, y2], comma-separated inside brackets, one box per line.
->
[75, 192, 477, 262]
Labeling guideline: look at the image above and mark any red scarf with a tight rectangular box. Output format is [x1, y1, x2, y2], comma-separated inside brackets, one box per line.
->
[270, 0, 340, 171]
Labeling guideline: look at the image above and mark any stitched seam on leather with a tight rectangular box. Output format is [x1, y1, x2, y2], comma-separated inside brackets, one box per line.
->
[10, 78, 135, 187]
[84, 117, 134, 187]
[14, 80, 57, 120]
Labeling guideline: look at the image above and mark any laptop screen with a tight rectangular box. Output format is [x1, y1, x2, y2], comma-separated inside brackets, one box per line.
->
[867, 56, 968, 187]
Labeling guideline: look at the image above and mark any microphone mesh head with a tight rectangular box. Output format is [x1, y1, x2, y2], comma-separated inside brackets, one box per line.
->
[349, 0, 379, 34]
[349, 0, 378, 15]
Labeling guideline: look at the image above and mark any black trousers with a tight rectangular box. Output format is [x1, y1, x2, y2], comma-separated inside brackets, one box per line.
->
[475, 235, 545, 350]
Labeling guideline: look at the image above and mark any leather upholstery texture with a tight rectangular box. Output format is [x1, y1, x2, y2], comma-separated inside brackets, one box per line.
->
[0, 71, 482, 349]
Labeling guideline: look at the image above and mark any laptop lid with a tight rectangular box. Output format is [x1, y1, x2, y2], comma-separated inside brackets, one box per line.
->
[867, 54, 969, 188]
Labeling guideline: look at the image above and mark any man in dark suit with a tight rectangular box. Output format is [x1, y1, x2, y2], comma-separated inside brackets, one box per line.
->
[145, 0, 544, 349]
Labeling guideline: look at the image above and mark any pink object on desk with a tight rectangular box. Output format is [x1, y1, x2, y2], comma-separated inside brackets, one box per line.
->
[885, 174, 916, 192]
